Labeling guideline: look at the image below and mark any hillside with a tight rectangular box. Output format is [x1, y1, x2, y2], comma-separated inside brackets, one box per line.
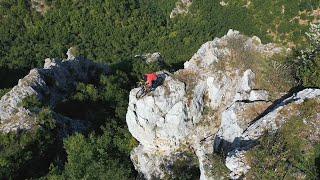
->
[0, 0, 319, 179]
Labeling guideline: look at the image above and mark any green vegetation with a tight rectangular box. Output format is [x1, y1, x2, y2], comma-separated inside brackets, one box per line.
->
[0, 88, 10, 98]
[204, 153, 229, 179]
[0, 0, 319, 179]
[47, 132, 134, 179]
[292, 23, 320, 87]
[0, 107, 58, 179]
[163, 151, 200, 180]
[20, 95, 44, 112]
[247, 99, 320, 179]
[49, 73, 139, 178]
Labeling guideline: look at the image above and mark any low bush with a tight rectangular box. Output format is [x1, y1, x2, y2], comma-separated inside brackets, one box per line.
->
[292, 23, 320, 88]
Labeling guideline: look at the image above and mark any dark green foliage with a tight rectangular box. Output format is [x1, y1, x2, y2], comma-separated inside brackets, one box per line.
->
[20, 95, 43, 112]
[0, 108, 59, 179]
[54, 72, 130, 131]
[49, 71, 138, 178]
[163, 152, 200, 180]
[293, 47, 320, 88]
[0, 0, 319, 179]
[171, 158, 200, 180]
[1, 0, 318, 87]
[0, 88, 10, 98]
[298, 54, 320, 87]
[291, 24, 320, 88]
[47, 132, 134, 179]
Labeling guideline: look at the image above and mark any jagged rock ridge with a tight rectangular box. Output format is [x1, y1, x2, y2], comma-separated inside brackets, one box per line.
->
[0, 50, 108, 133]
[126, 30, 320, 179]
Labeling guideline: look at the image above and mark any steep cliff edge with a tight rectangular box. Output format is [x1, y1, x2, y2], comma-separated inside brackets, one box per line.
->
[126, 30, 320, 179]
[0, 49, 108, 133]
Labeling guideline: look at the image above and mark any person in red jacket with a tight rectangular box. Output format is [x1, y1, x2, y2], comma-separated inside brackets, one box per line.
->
[144, 73, 158, 90]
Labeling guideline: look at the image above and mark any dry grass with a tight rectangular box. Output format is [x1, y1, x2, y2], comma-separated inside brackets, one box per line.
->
[254, 57, 297, 100]
[290, 8, 320, 25]
[240, 102, 272, 127]
[246, 100, 320, 179]
[214, 35, 297, 100]
[174, 70, 199, 105]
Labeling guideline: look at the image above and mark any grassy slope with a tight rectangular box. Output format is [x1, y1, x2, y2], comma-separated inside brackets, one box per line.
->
[247, 99, 320, 179]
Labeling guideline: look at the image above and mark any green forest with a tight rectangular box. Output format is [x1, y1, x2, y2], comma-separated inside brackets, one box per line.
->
[0, 0, 319, 179]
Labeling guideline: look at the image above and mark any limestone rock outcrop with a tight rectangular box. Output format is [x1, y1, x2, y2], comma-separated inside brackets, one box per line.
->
[30, 0, 49, 15]
[170, 0, 193, 19]
[126, 30, 320, 179]
[134, 52, 165, 64]
[0, 50, 108, 133]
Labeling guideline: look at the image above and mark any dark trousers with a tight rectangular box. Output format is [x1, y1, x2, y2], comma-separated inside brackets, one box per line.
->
[151, 74, 166, 90]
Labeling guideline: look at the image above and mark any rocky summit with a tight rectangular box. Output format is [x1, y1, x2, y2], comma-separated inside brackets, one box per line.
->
[126, 30, 320, 179]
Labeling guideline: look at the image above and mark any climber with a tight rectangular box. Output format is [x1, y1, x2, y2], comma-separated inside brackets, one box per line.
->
[144, 73, 158, 91]
[144, 72, 166, 91]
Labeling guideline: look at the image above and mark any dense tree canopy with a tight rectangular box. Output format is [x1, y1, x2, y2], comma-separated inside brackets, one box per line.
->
[0, 0, 319, 179]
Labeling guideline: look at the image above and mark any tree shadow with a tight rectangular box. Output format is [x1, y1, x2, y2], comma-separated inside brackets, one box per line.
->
[316, 154, 320, 179]
[214, 136, 259, 155]
[0, 68, 29, 89]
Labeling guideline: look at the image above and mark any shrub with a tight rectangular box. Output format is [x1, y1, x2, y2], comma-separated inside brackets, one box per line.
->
[293, 23, 320, 88]
[162, 151, 200, 180]
[47, 131, 135, 180]
[0, 108, 58, 179]
[0, 88, 10, 98]
[20, 95, 43, 112]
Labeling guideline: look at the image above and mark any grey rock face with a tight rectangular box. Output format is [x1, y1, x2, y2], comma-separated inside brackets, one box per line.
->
[145, 52, 164, 64]
[135, 52, 165, 65]
[127, 76, 190, 150]
[126, 30, 320, 179]
[0, 52, 108, 133]
[225, 88, 320, 179]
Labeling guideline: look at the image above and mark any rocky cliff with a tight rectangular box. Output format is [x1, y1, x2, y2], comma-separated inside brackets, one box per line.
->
[126, 30, 320, 179]
[0, 49, 108, 133]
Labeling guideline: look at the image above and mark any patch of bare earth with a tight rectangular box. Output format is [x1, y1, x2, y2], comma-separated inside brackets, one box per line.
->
[290, 8, 320, 25]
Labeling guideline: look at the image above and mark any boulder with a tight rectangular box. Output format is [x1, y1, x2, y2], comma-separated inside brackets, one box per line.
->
[135, 52, 165, 65]
[170, 0, 193, 19]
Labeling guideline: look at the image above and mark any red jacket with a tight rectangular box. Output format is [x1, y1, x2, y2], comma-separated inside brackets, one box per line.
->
[145, 73, 158, 87]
